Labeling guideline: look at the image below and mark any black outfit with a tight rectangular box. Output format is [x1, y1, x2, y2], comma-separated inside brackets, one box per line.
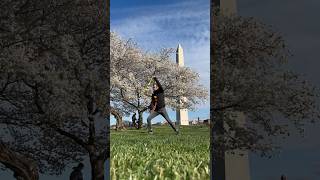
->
[151, 78, 165, 111]
[147, 77, 177, 133]
[70, 167, 83, 180]
[132, 113, 137, 127]
[281, 175, 287, 180]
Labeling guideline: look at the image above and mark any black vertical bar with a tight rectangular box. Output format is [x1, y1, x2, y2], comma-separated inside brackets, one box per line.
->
[210, 0, 225, 180]
[215, 0, 221, 7]
[105, 0, 111, 179]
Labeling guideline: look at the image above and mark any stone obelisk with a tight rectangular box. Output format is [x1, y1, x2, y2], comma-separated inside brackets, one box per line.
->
[225, 112, 251, 180]
[176, 44, 189, 126]
[220, 1, 251, 180]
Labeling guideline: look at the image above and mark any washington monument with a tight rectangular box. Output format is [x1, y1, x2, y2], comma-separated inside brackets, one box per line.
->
[176, 44, 189, 125]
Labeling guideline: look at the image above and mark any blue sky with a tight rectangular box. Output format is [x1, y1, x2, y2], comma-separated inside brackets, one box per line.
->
[111, 0, 210, 125]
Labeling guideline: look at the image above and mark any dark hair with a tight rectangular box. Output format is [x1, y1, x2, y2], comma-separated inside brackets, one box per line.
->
[74, 162, 84, 169]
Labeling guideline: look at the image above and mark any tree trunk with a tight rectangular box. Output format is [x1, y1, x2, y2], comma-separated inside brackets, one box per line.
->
[110, 107, 124, 130]
[211, 1, 226, 179]
[0, 142, 39, 180]
[137, 111, 143, 129]
[211, 146, 225, 180]
[132, 118, 136, 128]
[89, 154, 105, 180]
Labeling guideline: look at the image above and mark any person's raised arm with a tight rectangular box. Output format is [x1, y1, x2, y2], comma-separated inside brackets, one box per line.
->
[153, 77, 163, 92]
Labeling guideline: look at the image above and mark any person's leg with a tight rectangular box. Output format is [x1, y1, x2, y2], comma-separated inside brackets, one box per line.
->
[147, 111, 159, 132]
[159, 108, 178, 133]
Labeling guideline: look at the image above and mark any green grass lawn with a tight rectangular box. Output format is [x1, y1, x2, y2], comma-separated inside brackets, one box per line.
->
[110, 125, 210, 180]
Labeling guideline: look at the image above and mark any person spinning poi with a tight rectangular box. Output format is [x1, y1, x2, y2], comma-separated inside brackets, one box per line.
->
[146, 77, 179, 135]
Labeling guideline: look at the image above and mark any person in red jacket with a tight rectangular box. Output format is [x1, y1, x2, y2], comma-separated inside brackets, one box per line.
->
[147, 77, 179, 135]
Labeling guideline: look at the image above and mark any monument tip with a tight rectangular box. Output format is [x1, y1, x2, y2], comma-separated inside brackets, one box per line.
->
[177, 44, 183, 52]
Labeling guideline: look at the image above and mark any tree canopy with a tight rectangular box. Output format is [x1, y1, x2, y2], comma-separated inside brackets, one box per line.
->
[211, 11, 320, 157]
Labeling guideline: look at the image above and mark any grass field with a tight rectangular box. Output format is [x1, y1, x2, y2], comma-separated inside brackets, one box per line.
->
[110, 125, 210, 180]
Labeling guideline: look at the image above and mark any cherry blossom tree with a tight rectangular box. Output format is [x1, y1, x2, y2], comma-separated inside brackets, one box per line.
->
[111, 32, 208, 129]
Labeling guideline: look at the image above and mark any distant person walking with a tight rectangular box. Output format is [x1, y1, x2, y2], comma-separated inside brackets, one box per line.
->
[147, 77, 179, 134]
[70, 163, 84, 180]
[281, 175, 287, 180]
[132, 112, 137, 128]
